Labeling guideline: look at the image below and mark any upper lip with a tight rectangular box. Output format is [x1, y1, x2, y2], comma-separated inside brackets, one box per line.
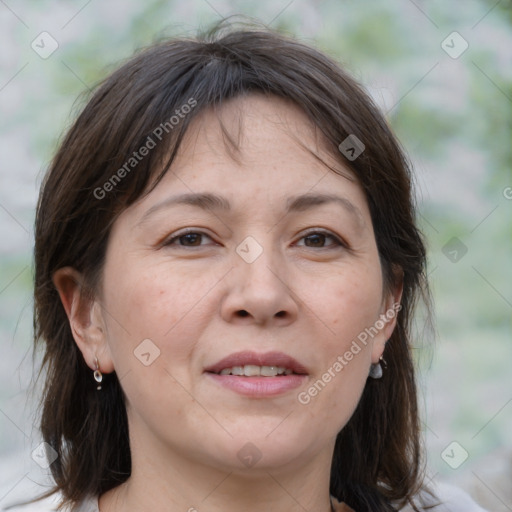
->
[204, 351, 309, 375]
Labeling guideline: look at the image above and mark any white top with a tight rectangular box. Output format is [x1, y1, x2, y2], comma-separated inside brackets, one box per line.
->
[399, 480, 488, 511]
[2, 481, 488, 511]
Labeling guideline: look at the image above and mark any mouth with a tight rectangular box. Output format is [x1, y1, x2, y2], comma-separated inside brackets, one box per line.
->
[215, 365, 295, 377]
[204, 350, 309, 376]
[204, 351, 308, 397]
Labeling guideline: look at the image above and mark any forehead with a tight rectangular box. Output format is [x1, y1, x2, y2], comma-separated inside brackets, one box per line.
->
[128, 94, 370, 223]
[178, 94, 346, 173]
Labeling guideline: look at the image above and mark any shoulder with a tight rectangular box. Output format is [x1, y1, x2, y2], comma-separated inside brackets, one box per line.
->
[0, 495, 59, 512]
[1, 495, 99, 512]
[399, 480, 488, 511]
[5, 487, 486, 512]
[330, 481, 487, 512]
[71, 496, 99, 512]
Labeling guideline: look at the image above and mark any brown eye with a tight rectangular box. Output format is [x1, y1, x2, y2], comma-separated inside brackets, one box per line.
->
[164, 231, 213, 247]
[297, 230, 344, 249]
[304, 233, 328, 248]
[177, 233, 203, 246]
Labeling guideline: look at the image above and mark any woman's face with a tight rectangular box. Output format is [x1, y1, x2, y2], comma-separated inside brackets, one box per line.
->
[95, 95, 399, 473]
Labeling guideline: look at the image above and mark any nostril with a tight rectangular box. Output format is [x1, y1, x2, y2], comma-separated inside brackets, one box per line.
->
[276, 311, 286, 317]
[237, 310, 249, 317]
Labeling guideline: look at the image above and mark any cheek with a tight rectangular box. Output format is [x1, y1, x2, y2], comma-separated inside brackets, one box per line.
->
[101, 257, 216, 373]
[320, 262, 384, 346]
[100, 258, 217, 420]
[299, 262, 382, 423]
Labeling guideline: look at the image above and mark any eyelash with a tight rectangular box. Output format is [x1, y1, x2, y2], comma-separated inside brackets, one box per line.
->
[163, 228, 347, 250]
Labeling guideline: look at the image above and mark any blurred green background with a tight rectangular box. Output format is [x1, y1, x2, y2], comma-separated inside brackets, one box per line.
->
[0, 0, 511, 510]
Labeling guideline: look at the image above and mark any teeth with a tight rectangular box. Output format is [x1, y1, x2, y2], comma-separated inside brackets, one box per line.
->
[244, 365, 261, 376]
[217, 365, 294, 376]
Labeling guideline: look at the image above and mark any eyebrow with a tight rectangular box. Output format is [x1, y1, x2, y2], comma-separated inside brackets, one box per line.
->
[138, 192, 364, 227]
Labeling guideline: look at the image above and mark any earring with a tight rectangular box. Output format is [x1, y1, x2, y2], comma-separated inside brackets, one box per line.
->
[93, 357, 103, 390]
[369, 356, 386, 379]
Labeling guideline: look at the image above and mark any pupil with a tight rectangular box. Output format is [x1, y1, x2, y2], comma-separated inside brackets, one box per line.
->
[182, 234, 200, 245]
[306, 234, 324, 247]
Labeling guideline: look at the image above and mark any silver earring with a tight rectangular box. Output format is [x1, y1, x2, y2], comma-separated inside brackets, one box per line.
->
[93, 357, 103, 390]
[369, 356, 386, 379]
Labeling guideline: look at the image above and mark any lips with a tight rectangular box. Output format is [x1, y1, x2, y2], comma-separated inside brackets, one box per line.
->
[204, 351, 309, 376]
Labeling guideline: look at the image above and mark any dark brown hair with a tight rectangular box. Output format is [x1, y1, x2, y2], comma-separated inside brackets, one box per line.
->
[31, 19, 430, 512]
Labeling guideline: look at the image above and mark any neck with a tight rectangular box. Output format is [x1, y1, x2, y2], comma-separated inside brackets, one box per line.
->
[99, 427, 335, 512]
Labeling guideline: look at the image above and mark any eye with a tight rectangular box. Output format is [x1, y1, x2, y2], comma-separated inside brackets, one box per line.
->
[162, 229, 346, 250]
[163, 229, 214, 247]
[296, 230, 345, 249]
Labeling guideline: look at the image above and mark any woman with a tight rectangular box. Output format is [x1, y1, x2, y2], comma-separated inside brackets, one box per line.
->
[11, 20, 486, 512]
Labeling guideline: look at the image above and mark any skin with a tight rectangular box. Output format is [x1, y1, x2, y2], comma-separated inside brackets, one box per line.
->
[54, 95, 402, 512]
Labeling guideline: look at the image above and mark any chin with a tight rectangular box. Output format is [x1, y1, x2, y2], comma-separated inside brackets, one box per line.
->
[203, 432, 316, 473]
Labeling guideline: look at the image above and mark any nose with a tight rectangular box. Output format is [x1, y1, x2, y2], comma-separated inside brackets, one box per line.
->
[220, 243, 299, 327]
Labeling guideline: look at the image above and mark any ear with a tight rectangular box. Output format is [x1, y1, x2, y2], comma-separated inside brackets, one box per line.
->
[370, 269, 404, 364]
[52, 266, 115, 374]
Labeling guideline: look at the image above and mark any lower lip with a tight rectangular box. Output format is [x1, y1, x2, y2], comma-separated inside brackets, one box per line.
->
[205, 373, 307, 397]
